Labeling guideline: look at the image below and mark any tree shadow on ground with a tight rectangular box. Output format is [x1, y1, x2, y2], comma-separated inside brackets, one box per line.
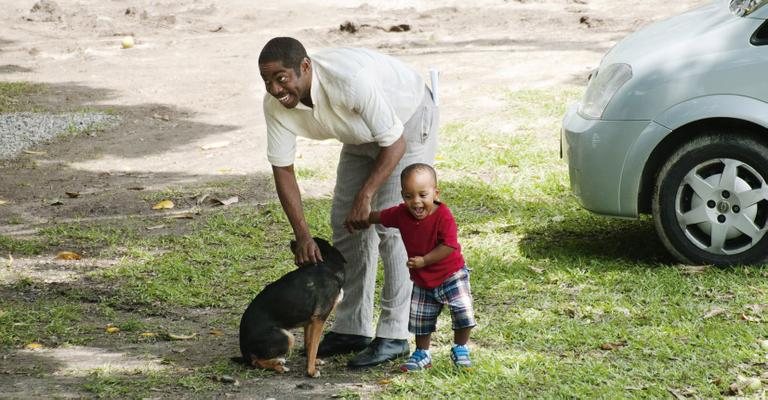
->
[0, 81, 277, 234]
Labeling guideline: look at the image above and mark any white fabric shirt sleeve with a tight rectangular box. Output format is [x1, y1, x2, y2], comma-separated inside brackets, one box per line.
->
[264, 95, 298, 167]
[348, 70, 404, 147]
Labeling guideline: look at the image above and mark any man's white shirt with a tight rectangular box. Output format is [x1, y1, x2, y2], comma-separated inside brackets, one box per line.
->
[265, 47, 425, 167]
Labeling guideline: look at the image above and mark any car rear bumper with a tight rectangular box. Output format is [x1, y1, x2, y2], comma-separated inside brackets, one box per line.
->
[561, 104, 654, 217]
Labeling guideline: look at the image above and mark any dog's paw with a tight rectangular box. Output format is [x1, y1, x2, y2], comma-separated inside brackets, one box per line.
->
[315, 359, 326, 366]
[307, 369, 321, 378]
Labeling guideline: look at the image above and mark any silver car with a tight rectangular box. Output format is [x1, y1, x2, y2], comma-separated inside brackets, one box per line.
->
[562, 0, 768, 265]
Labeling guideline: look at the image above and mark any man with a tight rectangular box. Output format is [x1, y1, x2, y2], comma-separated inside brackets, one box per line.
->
[258, 37, 438, 368]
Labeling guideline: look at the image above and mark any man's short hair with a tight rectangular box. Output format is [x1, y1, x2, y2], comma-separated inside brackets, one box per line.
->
[401, 163, 437, 185]
[258, 37, 308, 76]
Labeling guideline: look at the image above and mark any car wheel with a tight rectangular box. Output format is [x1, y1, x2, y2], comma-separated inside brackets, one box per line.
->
[652, 133, 768, 265]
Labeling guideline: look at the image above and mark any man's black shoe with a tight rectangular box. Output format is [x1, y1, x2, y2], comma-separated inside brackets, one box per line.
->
[346, 337, 410, 368]
[316, 332, 372, 357]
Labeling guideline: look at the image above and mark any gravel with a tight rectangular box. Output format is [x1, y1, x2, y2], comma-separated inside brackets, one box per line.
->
[0, 112, 121, 159]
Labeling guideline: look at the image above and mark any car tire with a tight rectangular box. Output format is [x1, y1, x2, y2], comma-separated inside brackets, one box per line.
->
[652, 132, 768, 265]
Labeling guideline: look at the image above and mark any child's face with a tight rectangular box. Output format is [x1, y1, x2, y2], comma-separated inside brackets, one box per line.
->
[401, 170, 439, 220]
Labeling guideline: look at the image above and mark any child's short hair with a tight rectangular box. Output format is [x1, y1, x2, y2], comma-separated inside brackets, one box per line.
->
[400, 163, 437, 185]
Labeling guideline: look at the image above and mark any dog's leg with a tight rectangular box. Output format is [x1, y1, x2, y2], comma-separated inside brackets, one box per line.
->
[304, 318, 325, 378]
[253, 357, 289, 373]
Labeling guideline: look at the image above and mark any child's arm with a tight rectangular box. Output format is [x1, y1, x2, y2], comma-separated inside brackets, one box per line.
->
[368, 211, 382, 224]
[407, 244, 454, 269]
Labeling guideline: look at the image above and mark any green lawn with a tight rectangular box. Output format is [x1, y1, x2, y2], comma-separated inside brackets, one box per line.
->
[1, 85, 767, 399]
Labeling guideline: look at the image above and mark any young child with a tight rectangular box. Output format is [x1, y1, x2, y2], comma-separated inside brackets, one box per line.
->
[368, 163, 476, 371]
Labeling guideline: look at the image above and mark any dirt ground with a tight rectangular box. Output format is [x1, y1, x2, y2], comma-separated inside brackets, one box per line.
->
[0, 0, 705, 398]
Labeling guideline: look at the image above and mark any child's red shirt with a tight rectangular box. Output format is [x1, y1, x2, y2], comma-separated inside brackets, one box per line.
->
[379, 202, 465, 289]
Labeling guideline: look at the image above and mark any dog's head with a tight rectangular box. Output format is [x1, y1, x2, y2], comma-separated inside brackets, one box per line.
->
[290, 237, 346, 267]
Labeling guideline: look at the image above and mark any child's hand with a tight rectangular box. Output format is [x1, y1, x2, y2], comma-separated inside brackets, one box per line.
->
[407, 256, 425, 269]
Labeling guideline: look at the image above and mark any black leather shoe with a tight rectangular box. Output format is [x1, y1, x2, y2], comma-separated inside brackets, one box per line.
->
[316, 332, 372, 357]
[346, 337, 410, 368]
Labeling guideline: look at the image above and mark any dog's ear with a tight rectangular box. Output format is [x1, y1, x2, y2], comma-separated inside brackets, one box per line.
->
[290, 240, 297, 255]
[313, 237, 346, 264]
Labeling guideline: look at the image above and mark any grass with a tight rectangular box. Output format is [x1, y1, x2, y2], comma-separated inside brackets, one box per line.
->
[1, 85, 767, 398]
[0, 81, 44, 113]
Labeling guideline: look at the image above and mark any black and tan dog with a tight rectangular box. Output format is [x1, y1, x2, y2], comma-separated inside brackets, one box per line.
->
[239, 237, 345, 377]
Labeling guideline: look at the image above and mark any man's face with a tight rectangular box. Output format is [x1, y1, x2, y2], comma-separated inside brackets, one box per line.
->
[401, 171, 439, 220]
[259, 58, 311, 109]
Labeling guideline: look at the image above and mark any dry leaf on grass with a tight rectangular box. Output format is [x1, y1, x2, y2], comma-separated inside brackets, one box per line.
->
[741, 313, 762, 322]
[140, 332, 157, 338]
[703, 307, 726, 319]
[679, 265, 708, 274]
[152, 200, 175, 210]
[211, 196, 238, 206]
[165, 332, 198, 341]
[55, 251, 82, 260]
[22, 150, 47, 155]
[600, 340, 627, 350]
[24, 342, 44, 350]
[209, 329, 224, 336]
[105, 325, 120, 334]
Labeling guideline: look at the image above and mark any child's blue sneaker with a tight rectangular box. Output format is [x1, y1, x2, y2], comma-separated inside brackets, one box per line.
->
[399, 348, 432, 372]
[450, 344, 471, 369]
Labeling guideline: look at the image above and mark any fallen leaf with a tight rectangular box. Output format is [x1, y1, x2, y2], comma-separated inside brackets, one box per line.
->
[25, 342, 44, 350]
[140, 332, 157, 338]
[0, 199, 8, 205]
[741, 313, 762, 322]
[65, 192, 80, 198]
[146, 224, 166, 230]
[152, 113, 170, 121]
[167, 213, 195, 219]
[529, 265, 544, 274]
[680, 265, 708, 274]
[105, 325, 120, 334]
[703, 307, 726, 319]
[745, 304, 767, 313]
[22, 150, 47, 155]
[729, 375, 762, 394]
[377, 378, 392, 385]
[200, 141, 230, 150]
[211, 196, 238, 206]
[600, 341, 627, 350]
[218, 375, 237, 384]
[55, 251, 82, 260]
[209, 329, 224, 336]
[152, 200, 175, 210]
[667, 387, 698, 400]
[165, 332, 197, 341]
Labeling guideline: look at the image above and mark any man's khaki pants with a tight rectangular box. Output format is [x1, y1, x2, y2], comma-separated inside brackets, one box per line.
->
[330, 87, 439, 339]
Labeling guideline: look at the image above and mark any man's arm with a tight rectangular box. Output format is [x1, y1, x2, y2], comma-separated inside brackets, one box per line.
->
[344, 135, 406, 231]
[272, 164, 322, 264]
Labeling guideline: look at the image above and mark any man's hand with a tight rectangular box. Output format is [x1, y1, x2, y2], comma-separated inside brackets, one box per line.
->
[344, 194, 372, 232]
[293, 236, 323, 265]
[407, 256, 426, 269]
